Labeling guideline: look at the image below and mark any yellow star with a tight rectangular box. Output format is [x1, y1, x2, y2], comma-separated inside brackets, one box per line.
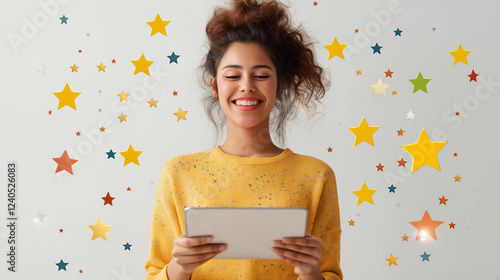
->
[147, 14, 170, 36]
[323, 37, 347, 60]
[352, 182, 377, 205]
[97, 63, 106, 72]
[370, 78, 390, 97]
[119, 144, 142, 166]
[118, 113, 127, 123]
[402, 234, 409, 241]
[386, 254, 398, 266]
[348, 219, 355, 226]
[449, 44, 471, 65]
[70, 63, 79, 72]
[118, 91, 129, 101]
[356, 69, 362, 75]
[454, 175, 461, 182]
[401, 129, 447, 173]
[349, 117, 379, 147]
[392, 90, 398, 95]
[174, 107, 188, 121]
[147, 98, 158, 108]
[131, 53, 154, 76]
[53, 83, 81, 110]
[88, 218, 112, 241]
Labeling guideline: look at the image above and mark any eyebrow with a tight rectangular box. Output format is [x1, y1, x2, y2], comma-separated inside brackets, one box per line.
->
[221, 64, 273, 71]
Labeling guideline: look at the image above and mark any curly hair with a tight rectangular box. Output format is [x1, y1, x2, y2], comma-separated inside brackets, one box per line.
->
[199, 0, 330, 148]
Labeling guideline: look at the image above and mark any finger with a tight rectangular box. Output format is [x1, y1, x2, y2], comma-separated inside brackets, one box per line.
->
[272, 247, 319, 266]
[273, 241, 320, 258]
[176, 244, 227, 257]
[282, 235, 321, 247]
[175, 235, 213, 248]
[175, 250, 221, 265]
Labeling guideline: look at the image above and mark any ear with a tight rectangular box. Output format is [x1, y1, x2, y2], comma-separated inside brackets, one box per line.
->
[210, 76, 218, 98]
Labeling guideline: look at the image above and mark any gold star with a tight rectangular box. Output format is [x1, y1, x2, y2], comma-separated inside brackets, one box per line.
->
[53, 83, 81, 110]
[131, 53, 154, 76]
[348, 219, 355, 226]
[88, 218, 112, 241]
[454, 175, 461, 182]
[147, 98, 158, 108]
[370, 78, 390, 97]
[401, 234, 409, 241]
[97, 63, 106, 72]
[174, 107, 188, 121]
[352, 182, 377, 205]
[401, 129, 447, 173]
[118, 91, 129, 102]
[70, 63, 79, 72]
[118, 113, 127, 122]
[147, 14, 170, 36]
[349, 117, 379, 147]
[356, 69, 362, 75]
[386, 254, 398, 266]
[392, 90, 398, 95]
[449, 43, 471, 65]
[120, 144, 142, 166]
[323, 37, 347, 60]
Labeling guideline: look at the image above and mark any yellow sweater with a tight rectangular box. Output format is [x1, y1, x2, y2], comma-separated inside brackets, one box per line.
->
[145, 146, 342, 280]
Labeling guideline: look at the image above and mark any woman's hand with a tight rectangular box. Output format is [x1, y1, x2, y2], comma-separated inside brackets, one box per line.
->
[272, 233, 323, 279]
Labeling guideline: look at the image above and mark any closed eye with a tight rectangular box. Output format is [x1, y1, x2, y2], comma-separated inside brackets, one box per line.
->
[255, 75, 269, 79]
[225, 76, 240, 79]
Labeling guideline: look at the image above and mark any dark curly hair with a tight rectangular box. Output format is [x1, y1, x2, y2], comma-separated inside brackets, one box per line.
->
[200, 0, 329, 148]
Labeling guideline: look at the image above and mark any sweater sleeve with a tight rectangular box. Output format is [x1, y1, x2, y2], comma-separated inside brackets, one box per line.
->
[145, 161, 183, 280]
[299, 166, 343, 280]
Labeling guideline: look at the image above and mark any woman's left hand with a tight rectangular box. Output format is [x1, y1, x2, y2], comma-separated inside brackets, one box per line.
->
[272, 233, 323, 278]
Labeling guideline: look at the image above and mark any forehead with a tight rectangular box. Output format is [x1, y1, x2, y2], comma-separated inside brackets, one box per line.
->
[218, 42, 275, 70]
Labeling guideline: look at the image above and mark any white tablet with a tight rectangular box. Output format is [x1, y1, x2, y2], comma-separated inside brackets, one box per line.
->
[184, 207, 308, 259]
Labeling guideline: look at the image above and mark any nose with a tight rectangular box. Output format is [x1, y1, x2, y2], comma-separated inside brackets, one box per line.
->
[239, 74, 256, 93]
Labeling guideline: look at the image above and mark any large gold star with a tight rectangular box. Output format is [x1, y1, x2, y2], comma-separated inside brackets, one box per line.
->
[370, 78, 389, 97]
[118, 91, 129, 101]
[131, 53, 154, 76]
[147, 14, 170, 36]
[323, 37, 347, 60]
[53, 83, 81, 110]
[352, 182, 377, 205]
[449, 44, 471, 65]
[349, 117, 379, 147]
[386, 254, 398, 266]
[409, 210, 444, 241]
[401, 129, 447, 173]
[174, 107, 188, 121]
[119, 144, 142, 166]
[88, 218, 112, 241]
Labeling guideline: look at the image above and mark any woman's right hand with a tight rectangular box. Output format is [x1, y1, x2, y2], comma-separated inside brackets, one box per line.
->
[169, 233, 227, 276]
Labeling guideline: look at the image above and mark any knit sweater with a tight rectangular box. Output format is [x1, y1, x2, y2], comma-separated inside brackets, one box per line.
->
[144, 145, 342, 280]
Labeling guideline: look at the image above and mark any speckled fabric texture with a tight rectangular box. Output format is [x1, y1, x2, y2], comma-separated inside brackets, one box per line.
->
[145, 146, 342, 280]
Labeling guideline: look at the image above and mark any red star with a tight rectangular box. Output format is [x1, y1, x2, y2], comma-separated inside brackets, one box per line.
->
[438, 195, 448, 205]
[354, 29, 359, 33]
[453, 152, 458, 157]
[102, 192, 115, 206]
[48, 110, 52, 115]
[468, 70, 478, 82]
[78, 50, 82, 53]
[111, 59, 116, 64]
[313, 1, 318, 6]
[376, 163, 384, 171]
[79, 270, 83, 273]
[99, 126, 106, 132]
[127, 187, 131, 191]
[397, 129, 405, 136]
[172, 91, 178, 96]
[455, 111, 460, 116]
[59, 228, 64, 233]
[327, 147, 333, 152]
[409, 210, 444, 241]
[397, 158, 407, 167]
[449, 222, 456, 229]
[52, 150, 78, 175]
[385, 69, 393, 78]
[75, 131, 81, 136]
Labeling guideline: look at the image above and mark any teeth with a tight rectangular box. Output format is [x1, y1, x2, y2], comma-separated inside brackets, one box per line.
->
[235, 100, 260, 106]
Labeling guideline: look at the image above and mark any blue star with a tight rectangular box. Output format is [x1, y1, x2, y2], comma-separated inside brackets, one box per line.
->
[388, 184, 396, 193]
[420, 251, 431, 262]
[168, 52, 180, 64]
[394, 28, 402, 36]
[86, 33, 90, 37]
[98, 90, 102, 93]
[56, 259, 69, 271]
[106, 149, 116, 159]
[371, 43, 382, 54]
[432, 27, 436, 31]
[98, 108, 102, 112]
[123, 242, 132, 250]
[60, 15, 68, 24]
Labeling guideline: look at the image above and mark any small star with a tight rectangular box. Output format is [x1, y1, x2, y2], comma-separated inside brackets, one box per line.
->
[167, 52, 180, 64]
[123, 242, 132, 250]
[147, 98, 158, 108]
[409, 72, 431, 93]
[397, 158, 407, 167]
[56, 259, 69, 271]
[97, 63, 106, 72]
[118, 113, 128, 123]
[432, 27, 436, 31]
[449, 222, 456, 229]
[385, 69, 393, 78]
[356, 69, 362, 75]
[127, 187, 131, 191]
[98, 90, 102, 93]
[48, 110, 52, 115]
[370, 78, 389, 97]
[70, 64, 79, 72]
[106, 149, 116, 159]
[438, 196, 448, 205]
[455, 111, 460, 116]
[468, 70, 479, 82]
[53, 150, 78, 175]
[88, 218, 112, 241]
[78, 49, 82, 53]
[348, 219, 355, 226]
[449, 43, 471, 65]
[34, 212, 46, 223]
[98, 108, 102, 112]
[120, 144, 143, 166]
[420, 252, 431, 262]
[354, 29, 359, 33]
[86, 33, 90, 37]
[327, 147, 333, 152]
[102, 192, 115, 206]
[406, 110, 416, 120]
[454, 175, 461, 182]
[174, 107, 188, 121]
[36, 61, 49, 74]
[352, 182, 377, 205]
[388, 185, 396, 193]
[454, 152, 458, 157]
[60, 15, 68, 24]
[111, 59, 116, 64]
[313, 1, 318, 6]
[118, 91, 129, 101]
[59, 228, 64, 233]
[392, 90, 398, 95]
[147, 14, 170, 36]
[371, 43, 382, 54]
[397, 129, 405, 136]
[79, 270, 83, 273]
[172, 91, 178, 96]
[376, 163, 384, 171]
[394, 28, 403, 36]
[75, 131, 81, 136]
[131, 53, 154, 76]
[99, 126, 106, 132]
[402, 234, 409, 241]
[386, 254, 398, 266]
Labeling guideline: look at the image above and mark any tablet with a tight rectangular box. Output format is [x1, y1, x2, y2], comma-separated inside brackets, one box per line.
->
[184, 207, 308, 259]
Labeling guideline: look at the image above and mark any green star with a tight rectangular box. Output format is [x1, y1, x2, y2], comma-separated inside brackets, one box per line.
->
[409, 72, 431, 93]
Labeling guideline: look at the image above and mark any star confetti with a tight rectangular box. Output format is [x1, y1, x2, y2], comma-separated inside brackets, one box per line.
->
[97, 63, 106, 72]
[106, 149, 116, 159]
[376, 163, 384, 171]
[174, 107, 188, 121]
[406, 110, 416, 120]
[371, 43, 382, 54]
[34, 212, 46, 223]
[56, 259, 69, 271]
[118, 91, 129, 101]
[409, 210, 444, 241]
[349, 117, 379, 147]
[401, 129, 447, 173]
[348, 219, 355, 226]
[168, 52, 180, 64]
[88, 218, 112, 241]
[449, 43, 471, 65]
[394, 28, 402, 36]
[131, 53, 154, 76]
[370, 78, 389, 97]
[420, 252, 431, 262]
[120, 144, 142, 166]
[123, 242, 132, 250]
[388, 185, 396, 193]
[454, 175, 461, 182]
[147, 98, 158, 108]
[352, 182, 377, 205]
[386, 254, 398, 266]
[147, 14, 170, 36]
[53, 150, 78, 175]
[409, 72, 431, 93]
[102, 192, 115, 206]
[402, 234, 409, 241]
[438, 196, 448, 205]
[59, 15, 68, 24]
[118, 113, 127, 123]
[323, 37, 347, 60]
[468, 70, 479, 82]
[53, 83, 81, 110]
[70, 64, 79, 72]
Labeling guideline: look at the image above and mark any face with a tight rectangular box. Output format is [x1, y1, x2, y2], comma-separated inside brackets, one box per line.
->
[211, 42, 280, 130]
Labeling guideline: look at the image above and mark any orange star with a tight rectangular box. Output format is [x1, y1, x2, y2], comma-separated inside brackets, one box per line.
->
[468, 70, 478, 82]
[354, 29, 359, 33]
[455, 111, 460, 116]
[392, 90, 398, 95]
[376, 163, 384, 171]
[59, 228, 64, 233]
[454, 175, 461, 182]
[127, 187, 131, 191]
[48, 110, 52, 115]
[102, 192, 115, 206]
[397, 158, 407, 167]
[356, 69, 362, 75]
[401, 234, 409, 241]
[53, 150, 78, 175]
[327, 147, 333, 152]
[172, 91, 178, 96]
[409, 210, 444, 241]
[78, 50, 82, 53]
[438, 195, 448, 205]
[397, 129, 405, 136]
[453, 152, 458, 157]
[313, 1, 318, 6]
[385, 69, 393, 78]
[75, 131, 81, 136]
[99, 126, 106, 132]
[111, 59, 116, 64]
[348, 219, 355, 226]
[449, 222, 456, 229]
[79, 270, 83, 273]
